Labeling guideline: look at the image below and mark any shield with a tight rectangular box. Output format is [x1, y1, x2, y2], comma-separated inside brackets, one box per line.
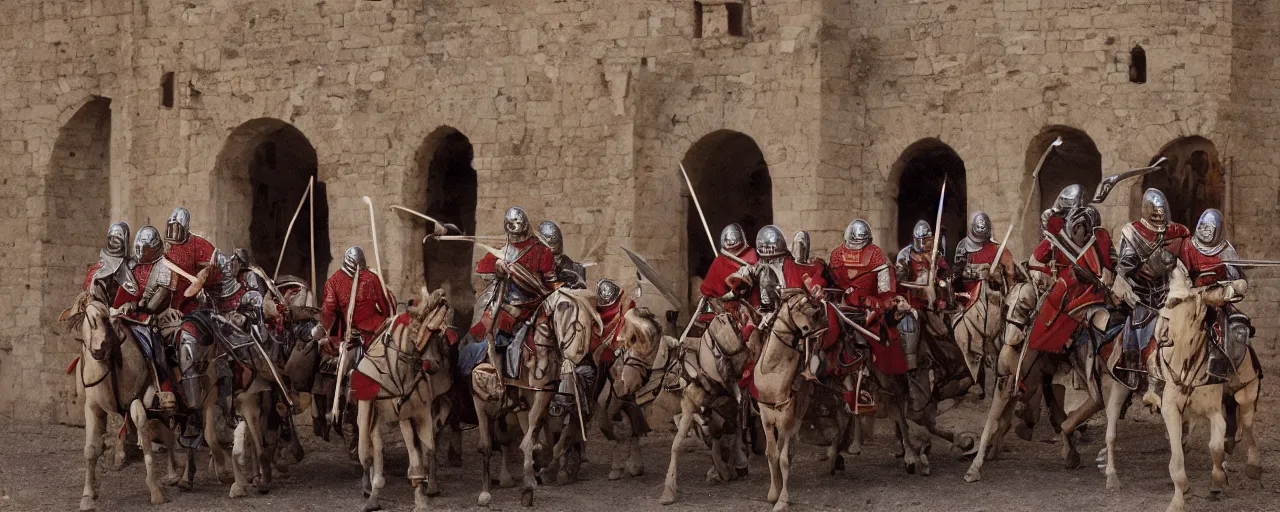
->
[621, 247, 683, 310]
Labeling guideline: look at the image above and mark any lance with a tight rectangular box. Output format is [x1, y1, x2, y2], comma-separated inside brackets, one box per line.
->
[362, 196, 394, 305]
[309, 179, 317, 292]
[991, 137, 1063, 269]
[1092, 157, 1169, 204]
[274, 177, 315, 281]
[679, 162, 718, 254]
[926, 176, 948, 305]
[433, 235, 507, 244]
[822, 300, 883, 343]
[390, 205, 463, 241]
[1220, 259, 1280, 269]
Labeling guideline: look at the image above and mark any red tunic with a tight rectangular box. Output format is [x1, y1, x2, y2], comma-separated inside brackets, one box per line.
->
[956, 241, 1013, 311]
[111, 262, 160, 322]
[828, 245, 894, 309]
[475, 237, 556, 277]
[700, 248, 760, 299]
[1180, 245, 1234, 287]
[84, 261, 104, 291]
[164, 234, 221, 314]
[896, 249, 949, 310]
[1026, 228, 1115, 353]
[321, 269, 391, 343]
[594, 295, 635, 366]
[785, 258, 827, 291]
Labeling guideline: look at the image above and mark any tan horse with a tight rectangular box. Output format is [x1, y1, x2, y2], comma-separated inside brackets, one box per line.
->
[1145, 269, 1258, 512]
[66, 299, 181, 511]
[660, 307, 761, 505]
[354, 286, 454, 512]
[596, 307, 680, 481]
[751, 291, 827, 512]
[469, 287, 600, 507]
[950, 281, 1005, 393]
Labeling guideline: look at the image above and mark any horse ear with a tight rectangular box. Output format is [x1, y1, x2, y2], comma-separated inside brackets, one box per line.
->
[58, 307, 74, 323]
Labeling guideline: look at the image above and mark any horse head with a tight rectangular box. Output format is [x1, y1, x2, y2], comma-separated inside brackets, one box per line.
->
[1161, 264, 1247, 367]
[543, 288, 603, 366]
[80, 300, 125, 362]
[775, 288, 828, 342]
[612, 307, 664, 397]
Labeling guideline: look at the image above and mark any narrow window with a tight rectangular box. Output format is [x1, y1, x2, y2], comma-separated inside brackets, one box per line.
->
[160, 72, 175, 108]
[726, 3, 744, 37]
[693, 2, 704, 38]
[1129, 45, 1147, 84]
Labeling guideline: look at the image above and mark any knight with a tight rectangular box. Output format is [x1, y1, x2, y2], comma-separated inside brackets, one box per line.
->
[536, 220, 587, 289]
[1040, 184, 1101, 236]
[468, 206, 556, 378]
[111, 226, 179, 409]
[727, 226, 826, 312]
[953, 212, 1016, 301]
[700, 223, 760, 306]
[84, 222, 138, 304]
[592, 278, 634, 369]
[1178, 209, 1251, 383]
[827, 219, 901, 407]
[320, 246, 392, 349]
[895, 220, 951, 312]
[790, 230, 828, 288]
[1114, 188, 1190, 387]
[161, 207, 221, 314]
[231, 248, 268, 295]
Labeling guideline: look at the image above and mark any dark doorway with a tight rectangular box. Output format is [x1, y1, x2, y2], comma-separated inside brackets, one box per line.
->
[1145, 136, 1225, 227]
[246, 125, 331, 291]
[416, 127, 478, 327]
[893, 138, 967, 259]
[681, 130, 773, 301]
[1021, 126, 1103, 248]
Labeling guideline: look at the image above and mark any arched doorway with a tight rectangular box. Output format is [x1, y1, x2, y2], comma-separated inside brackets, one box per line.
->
[42, 97, 112, 422]
[414, 127, 478, 327]
[212, 119, 330, 291]
[892, 138, 966, 260]
[681, 130, 773, 302]
[1144, 137, 1225, 227]
[1024, 126, 1102, 247]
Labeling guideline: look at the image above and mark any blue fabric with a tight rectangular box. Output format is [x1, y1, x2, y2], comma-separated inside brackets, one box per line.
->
[458, 340, 488, 376]
[1122, 305, 1157, 352]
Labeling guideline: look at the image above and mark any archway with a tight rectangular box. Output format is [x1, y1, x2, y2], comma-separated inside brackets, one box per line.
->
[1025, 126, 1102, 247]
[212, 119, 330, 291]
[43, 97, 112, 422]
[892, 138, 966, 260]
[1144, 137, 1225, 227]
[413, 127, 478, 327]
[681, 130, 773, 302]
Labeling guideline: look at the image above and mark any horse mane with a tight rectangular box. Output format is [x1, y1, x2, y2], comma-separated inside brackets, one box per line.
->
[619, 307, 661, 357]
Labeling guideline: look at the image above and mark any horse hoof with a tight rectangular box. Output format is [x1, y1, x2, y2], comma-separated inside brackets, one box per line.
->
[520, 488, 534, 507]
[1208, 489, 1222, 502]
[364, 498, 384, 511]
[500, 477, 517, 489]
[408, 465, 426, 482]
[628, 465, 644, 477]
[557, 470, 572, 486]
[229, 483, 247, 499]
[79, 496, 95, 512]
[1065, 450, 1082, 470]
[1247, 464, 1263, 480]
[736, 466, 749, 480]
[767, 489, 779, 503]
[963, 468, 981, 483]
[956, 433, 976, 452]
[478, 491, 492, 507]
[905, 462, 917, 475]
[834, 454, 846, 472]
[425, 485, 441, 498]
[175, 479, 192, 492]
[659, 489, 677, 505]
[150, 492, 169, 505]
[772, 501, 788, 512]
[256, 484, 270, 495]
[218, 472, 235, 485]
[1106, 474, 1120, 490]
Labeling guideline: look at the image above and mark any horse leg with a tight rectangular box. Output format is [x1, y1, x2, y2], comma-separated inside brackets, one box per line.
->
[473, 396, 494, 507]
[229, 419, 250, 498]
[1208, 394, 1228, 499]
[1237, 380, 1262, 481]
[416, 407, 440, 504]
[775, 409, 797, 512]
[156, 420, 182, 486]
[888, 401, 925, 475]
[1162, 391, 1190, 512]
[762, 406, 780, 504]
[826, 406, 849, 474]
[919, 406, 973, 457]
[1058, 393, 1103, 470]
[81, 403, 106, 511]
[660, 394, 696, 505]
[552, 421, 575, 485]
[130, 400, 167, 505]
[965, 384, 1012, 482]
[626, 434, 644, 477]
[205, 403, 234, 485]
[520, 391, 551, 507]
[244, 397, 272, 494]
[1103, 382, 1129, 490]
[401, 419, 426, 490]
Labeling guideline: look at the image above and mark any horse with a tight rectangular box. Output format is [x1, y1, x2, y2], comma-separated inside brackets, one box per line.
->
[469, 287, 600, 507]
[950, 277, 1006, 395]
[63, 299, 181, 511]
[354, 286, 455, 512]
[1146, 268, 1259, 512]
[596, 307, 680, 482]
[751, 290, 828, 512]
[660, 305, 762, 505]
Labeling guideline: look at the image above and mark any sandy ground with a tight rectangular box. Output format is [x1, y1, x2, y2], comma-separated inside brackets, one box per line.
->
[3, 391, 1279, 512]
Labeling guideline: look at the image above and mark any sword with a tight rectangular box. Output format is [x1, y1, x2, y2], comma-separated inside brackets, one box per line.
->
[992, 137, 1062, 269]
[679, 162, 719, 253]
[1092, 157, 1168, 204]
[927, 176, 948, 305]
[823, 300, 883, 343]
[391, 205, 464, 240]
[251, 333, 294, 408]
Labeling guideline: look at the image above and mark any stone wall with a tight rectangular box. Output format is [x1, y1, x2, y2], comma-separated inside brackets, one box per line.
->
[1, 0, 1276, 421]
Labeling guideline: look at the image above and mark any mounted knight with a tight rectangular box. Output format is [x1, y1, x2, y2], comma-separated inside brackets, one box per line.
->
[111, 226, 182, 410]
[1175, 208, 1254, 384]
[84, 222, 138, 305]
[951, 212, 1016, 383]
[537, 220, 587, 290]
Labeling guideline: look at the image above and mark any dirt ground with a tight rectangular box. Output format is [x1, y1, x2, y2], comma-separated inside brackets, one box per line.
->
[3, 389, 1279, 512]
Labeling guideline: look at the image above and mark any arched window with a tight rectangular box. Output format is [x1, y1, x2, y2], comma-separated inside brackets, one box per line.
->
[1129, 45, 1147, 84]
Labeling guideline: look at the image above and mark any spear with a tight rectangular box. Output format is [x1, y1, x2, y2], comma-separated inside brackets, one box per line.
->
[273, 177, 315, 281]
[362, 196, 394, 304]
[991, 137, 1062, 268]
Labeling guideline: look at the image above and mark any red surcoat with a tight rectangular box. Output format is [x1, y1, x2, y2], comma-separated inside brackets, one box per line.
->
[469, 237, 557, 338]
[84, 261, 104, 292]
[593, 294, 635, 366]
[956, 241, 1012, 309]
[828, 245, 894, 309]
[1180, 244, 1234, 288]
[785, 258, 827, 291]
[896, 248, 948, 310]
[700, 248, 759, 299]
[111, 262, 160, 322]
[164, 235, 220, 314]
[321, 269, 391, 342]
[1026, 228, 1114, 353]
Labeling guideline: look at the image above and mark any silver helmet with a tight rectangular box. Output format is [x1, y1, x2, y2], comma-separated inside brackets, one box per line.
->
[218, 252, 242, 298]
[755, 225, 787, 259]
[504, 207, 531, 241]
[596, 278, 621, 307]
[342, 246, 367, 276]
[791, 231, 812, 264]
[844, 219, 872, 250]
[536, 220, 563, 256]
[1193, 208, 1227, 254]
[720, 223, 746, 253]
[1054, 185, 1085, 211]
[166, 207, 191, 244]
[134, 226, 164, 264]
[233, 248, 253, 268]
[911, 220, 934, 252]
[104, 222, 130, 259]
[968, 212, 992, 244]
[1141, 188, 1170, 232]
